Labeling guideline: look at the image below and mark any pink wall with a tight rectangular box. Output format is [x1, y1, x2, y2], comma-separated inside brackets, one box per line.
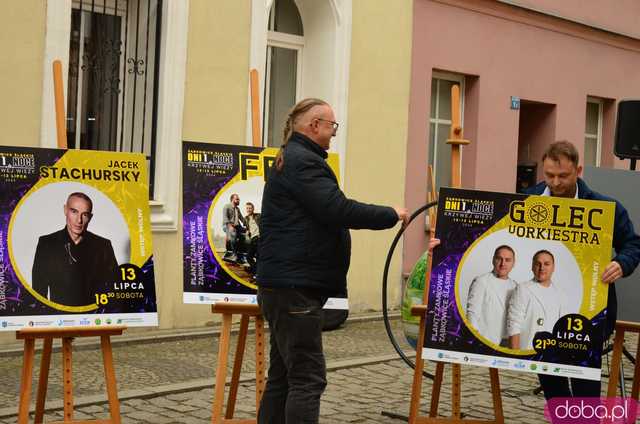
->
[403, 0, 640, 273]
[505, 0, 640, 39]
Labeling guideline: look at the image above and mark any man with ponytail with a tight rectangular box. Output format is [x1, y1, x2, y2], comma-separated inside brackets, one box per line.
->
[257, 98, 409, 423]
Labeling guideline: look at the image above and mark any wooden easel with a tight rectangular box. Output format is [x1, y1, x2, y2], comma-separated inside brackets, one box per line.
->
[210, 303, 265, 424]
[16, 326, 125, 424]
[15, 61, 128, 423]
[607, 320, 640, 400]
[407, 84, 504, 423]
[208, 70, 267, 424]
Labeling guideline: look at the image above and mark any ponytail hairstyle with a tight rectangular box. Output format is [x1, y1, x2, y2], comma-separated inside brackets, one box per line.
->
[274, 98, 328, 171]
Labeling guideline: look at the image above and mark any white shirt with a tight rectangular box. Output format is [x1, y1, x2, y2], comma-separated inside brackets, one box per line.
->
[466, 272, 518, 345]
[507, 279, 567, 350]
[247, 214, 259, 238]
[541, 183, 579, 199]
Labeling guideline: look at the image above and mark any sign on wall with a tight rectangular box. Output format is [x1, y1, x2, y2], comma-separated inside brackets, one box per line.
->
[423, 188, 614, 381]
[182, 141, 346, 309]
[0, 146, 157, 330]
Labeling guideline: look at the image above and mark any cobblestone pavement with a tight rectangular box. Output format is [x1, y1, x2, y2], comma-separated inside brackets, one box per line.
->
[0, 317, 637, 423]
[2, 360, 552, 424]
[0, 317, 408, 407]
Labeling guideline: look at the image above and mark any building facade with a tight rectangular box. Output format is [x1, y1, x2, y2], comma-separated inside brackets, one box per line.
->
[0, 0, 638, 342]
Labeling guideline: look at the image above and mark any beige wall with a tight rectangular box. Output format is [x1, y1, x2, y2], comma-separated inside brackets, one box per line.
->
[345, 0, 413, 311]
[0, 1, 45, 345]
[182, 0, 251, 144]
[0, 0, 46, 147]
[151, 0, 251, 330]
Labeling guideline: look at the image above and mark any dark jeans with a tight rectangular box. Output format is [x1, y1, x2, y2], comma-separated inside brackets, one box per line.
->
[247, 236, 259, 274]
[538, 374, 601, 399]
[257, 287, 328, 424]
[224, 224, 246, 258]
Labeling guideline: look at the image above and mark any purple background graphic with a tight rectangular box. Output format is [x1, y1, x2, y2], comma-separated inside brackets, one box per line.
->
[182, 141, 260, 296]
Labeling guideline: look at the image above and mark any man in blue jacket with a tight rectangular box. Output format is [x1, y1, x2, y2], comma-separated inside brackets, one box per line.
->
[525, 140, 640, 399]
[257, 98, 408, 423]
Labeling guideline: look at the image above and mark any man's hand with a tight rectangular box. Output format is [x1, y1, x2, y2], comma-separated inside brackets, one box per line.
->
[601, 261, 623, 284]
[393, 206, 409, 226]
[427, 238, 440, 257]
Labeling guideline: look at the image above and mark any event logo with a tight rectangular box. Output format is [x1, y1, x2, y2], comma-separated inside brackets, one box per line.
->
[79, 318, 90, 326]
[95, 319, 101, 325]
[1, 321, 7, 328]
[186, 150, 234, 171]
[514, 362, 526, 369]
[528, 203, 550, 225]
[491, 359, 509, 367]
[0, 153, 36, 173]
[442, 196, 494, 223]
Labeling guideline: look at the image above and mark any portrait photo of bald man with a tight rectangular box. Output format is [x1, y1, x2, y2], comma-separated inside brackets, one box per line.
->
[32, 192, 119, 306]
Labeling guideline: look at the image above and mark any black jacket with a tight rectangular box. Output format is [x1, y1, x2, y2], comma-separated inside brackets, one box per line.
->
[32, 228, 119, 306]
[257, 132, 398, 295]
[525, 178, 640, 336]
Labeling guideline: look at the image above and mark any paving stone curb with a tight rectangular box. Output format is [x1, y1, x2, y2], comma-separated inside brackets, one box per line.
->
[0, 312, 400, 357]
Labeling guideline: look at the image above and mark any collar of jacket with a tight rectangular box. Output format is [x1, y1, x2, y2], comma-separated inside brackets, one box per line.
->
[289, 132, 328, 159]
[528, 177, 593, 199]
[576, 178, 594, 198]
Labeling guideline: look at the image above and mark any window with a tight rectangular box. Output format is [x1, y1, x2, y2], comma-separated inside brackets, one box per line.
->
[66, 0, 161, 194]
[584, 98, 602, 167]
[44, 0, 188, 230]
[248, 0, 351, 179]
[428, 73, 464, 191]
[263, 0, 304, 147]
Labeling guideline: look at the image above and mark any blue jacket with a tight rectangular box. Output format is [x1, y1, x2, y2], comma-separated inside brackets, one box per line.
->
[525, 178, 640, 335]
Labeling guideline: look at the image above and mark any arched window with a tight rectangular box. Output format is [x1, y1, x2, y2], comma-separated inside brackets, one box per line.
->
[264, 0, 304, 147]
[249, 0, 351, 178]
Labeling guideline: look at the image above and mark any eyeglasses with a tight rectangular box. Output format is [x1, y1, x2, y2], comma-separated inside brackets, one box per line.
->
[315, 118, 339, 131]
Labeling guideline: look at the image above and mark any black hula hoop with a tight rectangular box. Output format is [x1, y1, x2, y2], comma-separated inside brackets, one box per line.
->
[381, 201, 438, 380]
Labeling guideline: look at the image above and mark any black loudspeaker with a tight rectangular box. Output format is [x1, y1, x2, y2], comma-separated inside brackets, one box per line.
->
[614, 100, 640, 159]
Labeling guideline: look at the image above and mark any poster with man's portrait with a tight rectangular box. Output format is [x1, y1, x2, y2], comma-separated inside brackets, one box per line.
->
[0, 146, 157, 331]
[423, 188, 614, 381]
[182, 141, 346, 309]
